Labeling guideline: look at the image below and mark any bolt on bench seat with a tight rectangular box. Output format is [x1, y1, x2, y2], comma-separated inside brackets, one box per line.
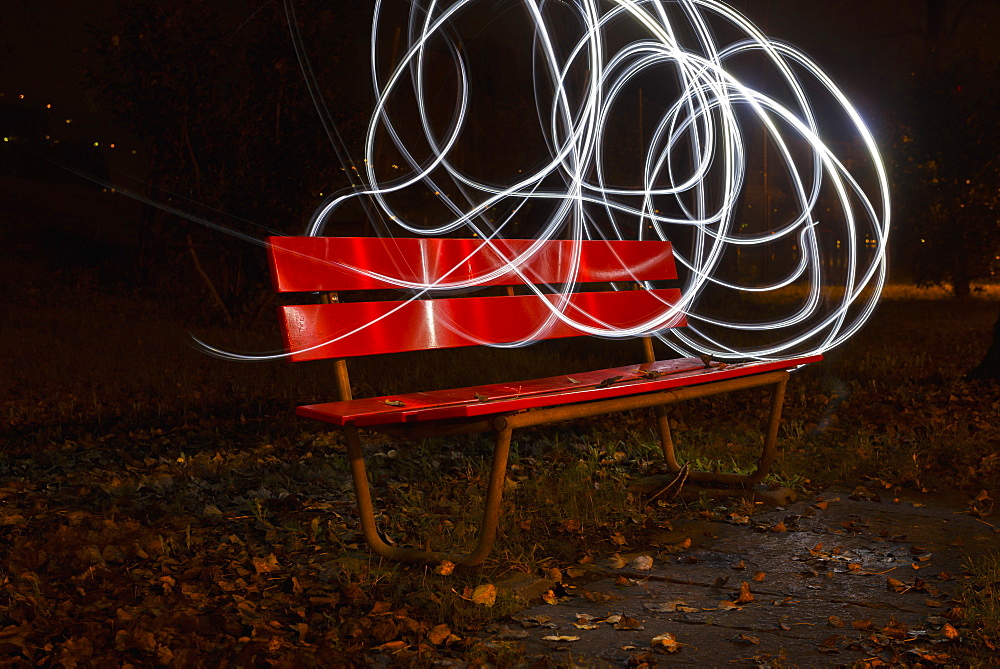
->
[268, 236, 820, 566]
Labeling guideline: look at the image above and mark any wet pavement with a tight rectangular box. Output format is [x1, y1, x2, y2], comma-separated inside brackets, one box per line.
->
[490, 484, 1000, 666]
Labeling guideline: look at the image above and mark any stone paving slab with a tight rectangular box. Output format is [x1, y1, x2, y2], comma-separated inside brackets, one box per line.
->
[493, 485, 1000, 666]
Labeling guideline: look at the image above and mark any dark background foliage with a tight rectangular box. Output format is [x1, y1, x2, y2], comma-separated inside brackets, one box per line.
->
[80, 1, 374, 320]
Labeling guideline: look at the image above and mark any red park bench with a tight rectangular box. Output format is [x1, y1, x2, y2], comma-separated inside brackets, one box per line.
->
[267, 236, 821, 567]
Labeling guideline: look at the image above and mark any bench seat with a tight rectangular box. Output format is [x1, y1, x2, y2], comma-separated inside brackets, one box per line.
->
[297, 355, 821, 427]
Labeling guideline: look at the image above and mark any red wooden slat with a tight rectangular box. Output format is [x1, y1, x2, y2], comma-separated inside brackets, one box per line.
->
[294, 355, 823, 427]
[280, 289, 685, 361]
[267, 237, 677, 292]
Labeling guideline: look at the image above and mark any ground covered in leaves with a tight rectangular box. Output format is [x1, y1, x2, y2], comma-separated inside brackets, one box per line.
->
[2, 219, 999, 665]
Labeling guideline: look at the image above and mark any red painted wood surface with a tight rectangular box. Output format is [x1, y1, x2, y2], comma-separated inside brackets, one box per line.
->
[267, 237, 678, 292]
[280, 288, 685, 360]
[295, 355, 823, 427]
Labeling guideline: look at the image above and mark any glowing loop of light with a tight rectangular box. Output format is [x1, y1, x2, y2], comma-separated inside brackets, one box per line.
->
[225, 0, 891, 362]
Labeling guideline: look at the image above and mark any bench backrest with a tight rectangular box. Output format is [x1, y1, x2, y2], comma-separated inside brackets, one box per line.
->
[267, 237, 684, 363]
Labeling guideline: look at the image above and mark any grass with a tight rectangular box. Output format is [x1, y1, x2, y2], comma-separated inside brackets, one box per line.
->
[963, 551, 1000, 649]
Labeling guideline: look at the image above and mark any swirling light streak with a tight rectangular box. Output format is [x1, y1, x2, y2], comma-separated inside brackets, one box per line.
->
[202, 0, 889, 363]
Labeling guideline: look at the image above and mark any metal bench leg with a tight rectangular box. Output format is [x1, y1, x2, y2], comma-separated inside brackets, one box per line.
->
[342, 422, 514, 567]
[656, 378, 789, 487]
[458, 421, 514, 567]
[653, 405, 681, 469]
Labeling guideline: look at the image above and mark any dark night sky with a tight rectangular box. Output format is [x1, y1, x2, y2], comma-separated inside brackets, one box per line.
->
[1, 1, 119, 135]
[2, 1, 999, 181]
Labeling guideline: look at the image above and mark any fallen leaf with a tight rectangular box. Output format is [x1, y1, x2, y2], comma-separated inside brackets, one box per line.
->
[434, 560, 455, 576]
[580, 589, 621, 603]
[597, 375, 624, 389]
[643, 600, 688, 613]
[494, 626, 529, 640]
[132, 629, 155, 653]
[515, 613, 555, 628]
[852, 619, 874, 630]
[101, 545, 125, 563]
[631, 555, 654, 571]
[942, 623, 960, 640]
[828, 615, 845, 628]
[252, 553, 280, 574]
[561, 518, 582, 532]
[471, 584, 497, 606]
[732, 559, 746, 570]
[733, 633, 760, 645]
[769, 521, 787, 533]
[428, 624, 451, 645]
[752, 571, 766, 582]
[614, 616, 644, 631]
[542, 635, 580, 642]
[736, 581, 754, 603]
[0, 625, 29, 648]
[369, 601, 392, 615]
[651, 632, 681, 652]
[882, 620, 908, 639]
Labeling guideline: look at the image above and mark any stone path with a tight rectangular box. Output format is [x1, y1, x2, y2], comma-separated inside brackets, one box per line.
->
[490, 485, 1000, 666]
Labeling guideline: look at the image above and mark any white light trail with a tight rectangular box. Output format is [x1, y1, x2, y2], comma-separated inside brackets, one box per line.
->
[215, 0, 891, 363]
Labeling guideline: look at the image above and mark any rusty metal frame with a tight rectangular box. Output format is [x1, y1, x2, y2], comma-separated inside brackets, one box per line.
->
[334, 367, 792, 567]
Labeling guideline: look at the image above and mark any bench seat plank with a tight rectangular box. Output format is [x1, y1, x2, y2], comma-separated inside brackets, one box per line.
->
[295, 354, 822, 427]
[281, 288, 685, 360]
